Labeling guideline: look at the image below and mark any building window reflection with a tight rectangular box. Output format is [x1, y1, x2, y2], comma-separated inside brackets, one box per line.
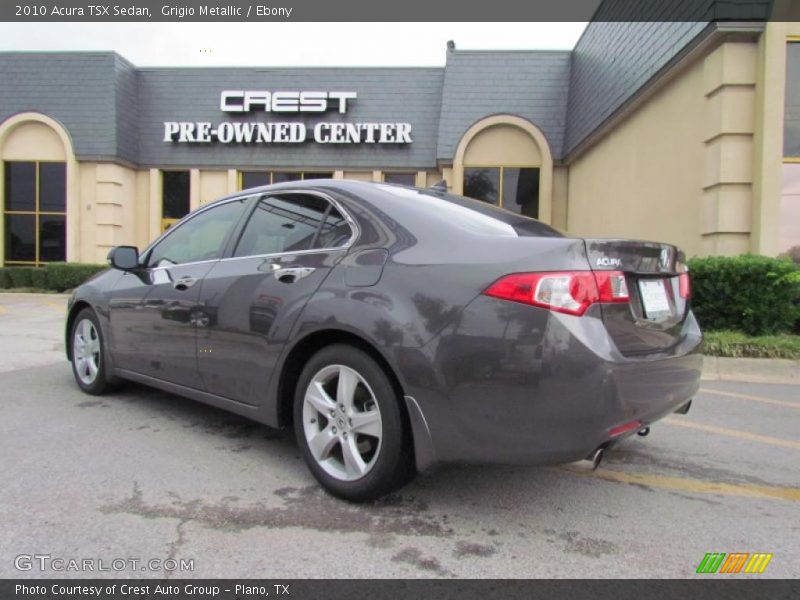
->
[3, 160, 66, 266]
[240, 171, 334, 190]
[463, 166, 540, 218]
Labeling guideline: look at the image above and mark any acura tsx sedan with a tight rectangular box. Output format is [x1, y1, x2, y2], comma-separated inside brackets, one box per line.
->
[66, 180, 702, 501]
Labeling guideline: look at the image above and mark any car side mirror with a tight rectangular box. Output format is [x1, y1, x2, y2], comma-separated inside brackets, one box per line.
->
[108, 246, 139, 271]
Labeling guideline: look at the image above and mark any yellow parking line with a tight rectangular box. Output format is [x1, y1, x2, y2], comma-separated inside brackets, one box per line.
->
[562, 466, 800, 502]
[663, 417, 800, 450]
[45, 301, 65, 312]
[0, 305, 7, 315]
[700, 387, 800, 410]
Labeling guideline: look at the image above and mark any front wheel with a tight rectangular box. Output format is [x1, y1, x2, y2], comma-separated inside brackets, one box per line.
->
[293, 344, 414, 502]
[70, 308, 112, 395]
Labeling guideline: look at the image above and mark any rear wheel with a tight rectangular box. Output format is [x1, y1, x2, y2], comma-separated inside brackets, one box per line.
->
[293, 344, 414, 501]
[70, 308, 112, 395]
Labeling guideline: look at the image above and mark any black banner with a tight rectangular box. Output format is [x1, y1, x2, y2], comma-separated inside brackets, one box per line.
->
[0, 0, 782, 23]
[2, 580, 800, 600]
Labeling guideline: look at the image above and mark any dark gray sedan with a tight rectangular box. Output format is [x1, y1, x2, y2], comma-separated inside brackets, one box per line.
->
[66, 180, 702, 501]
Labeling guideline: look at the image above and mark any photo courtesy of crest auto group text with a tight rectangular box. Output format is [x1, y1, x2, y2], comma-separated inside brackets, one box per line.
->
[0, 0, 798, 595]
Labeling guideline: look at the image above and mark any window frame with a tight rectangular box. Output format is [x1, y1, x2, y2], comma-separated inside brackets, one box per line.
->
[786, 38, 800, 162]
[2, 159, 67, 266]
[382, 172, 417, 186]
[141, 189, 358, 269]
[142, 195, 254, 270]
[238, 170, 335, 190]
[225, 189, 359, 262]
[161, 169, 192, 232]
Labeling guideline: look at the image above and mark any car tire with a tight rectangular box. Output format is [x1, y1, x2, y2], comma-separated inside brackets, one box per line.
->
[293, 344, 415, 502]
[70, 308, 113, 395]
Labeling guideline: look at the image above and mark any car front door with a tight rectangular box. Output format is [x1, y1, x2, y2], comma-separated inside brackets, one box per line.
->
[196, 191, 355, 405]
[107, 197, 250, 388]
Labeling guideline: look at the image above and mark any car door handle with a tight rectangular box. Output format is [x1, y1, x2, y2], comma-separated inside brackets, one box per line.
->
[173, 276, 198, 291]
[273, 267, 315, 283]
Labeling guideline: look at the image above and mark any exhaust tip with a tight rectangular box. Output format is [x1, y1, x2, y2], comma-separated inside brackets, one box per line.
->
[590, 448, 604, 471]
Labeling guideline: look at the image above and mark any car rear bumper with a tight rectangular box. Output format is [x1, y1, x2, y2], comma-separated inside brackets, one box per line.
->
[404, 297, 703, 469]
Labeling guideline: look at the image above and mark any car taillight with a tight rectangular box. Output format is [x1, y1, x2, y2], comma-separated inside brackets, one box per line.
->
[483, 270, 630, 317]
[679, 272, 691, 299]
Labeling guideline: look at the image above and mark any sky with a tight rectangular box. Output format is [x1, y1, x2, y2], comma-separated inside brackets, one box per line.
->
[0, 22, 587, 67]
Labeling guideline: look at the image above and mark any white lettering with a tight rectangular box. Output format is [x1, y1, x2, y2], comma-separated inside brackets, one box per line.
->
[243, 90, 271, 112]
[219, 90, 357, 113]
[220, 90, 244, 112]
[328, 91, 357, 114]
[396, 122, 413, 143]
[314, 123, 330, 143]
[163, 122, 180, 142]
[178, 122, 196, 142]
[232, 122, 256, 143]
[299, 91, 327, 112]
[196, 122, 212, 142]
[217, 122, 234, 143]
[165, 121, 411, 145]
[271, 91, 299, 112]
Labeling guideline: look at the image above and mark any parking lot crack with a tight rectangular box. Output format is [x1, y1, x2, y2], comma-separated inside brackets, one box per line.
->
[99, 483, 453, 538]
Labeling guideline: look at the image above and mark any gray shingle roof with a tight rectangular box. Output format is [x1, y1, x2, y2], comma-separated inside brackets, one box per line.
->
[0, 52, 120, 160]
[564, 21, 709, 157]
[436, 50, 571, 161]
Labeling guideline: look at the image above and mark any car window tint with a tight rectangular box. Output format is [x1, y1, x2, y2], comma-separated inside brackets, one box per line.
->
[234, 194, 328, 257]
[315, 206, 353, 249]
[148, 199, 247, 268]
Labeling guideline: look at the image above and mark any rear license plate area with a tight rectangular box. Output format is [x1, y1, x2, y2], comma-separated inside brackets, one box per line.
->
[638, 279, 671, 319]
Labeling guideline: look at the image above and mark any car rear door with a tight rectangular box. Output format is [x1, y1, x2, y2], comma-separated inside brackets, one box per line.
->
[196, 191, 355, 405]
[107, 197, 250, 387]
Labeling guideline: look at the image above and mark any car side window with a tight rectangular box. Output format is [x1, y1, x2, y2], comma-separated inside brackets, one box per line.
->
[147, 198, 247, 268]
[315, 206, 353, 249]
[234, 194, 335, 257]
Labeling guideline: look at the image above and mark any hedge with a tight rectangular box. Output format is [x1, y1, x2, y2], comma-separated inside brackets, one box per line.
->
[0, 263, 107, 292]
[43, 262, 107, 292]
[7, 266, 36, 288]
[687, 255, 800, 336]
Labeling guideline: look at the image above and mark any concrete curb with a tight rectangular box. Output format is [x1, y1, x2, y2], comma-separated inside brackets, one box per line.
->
[0, 292, 71, 298]
[701, 356, 800, 385]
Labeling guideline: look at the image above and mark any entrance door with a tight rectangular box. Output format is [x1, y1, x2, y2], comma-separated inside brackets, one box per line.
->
[107, 197, 249, 388]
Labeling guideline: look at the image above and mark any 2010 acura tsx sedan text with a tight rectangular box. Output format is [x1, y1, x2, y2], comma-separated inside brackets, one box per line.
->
[66, 180, 702, 501]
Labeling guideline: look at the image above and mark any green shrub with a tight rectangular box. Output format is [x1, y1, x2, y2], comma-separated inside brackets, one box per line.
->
[0, 268, 10, 289]
[688, 255, 800, 336]
[6, 267, 36, 288]
[30, 267, 48, 289]
[43, 263, 107, 292]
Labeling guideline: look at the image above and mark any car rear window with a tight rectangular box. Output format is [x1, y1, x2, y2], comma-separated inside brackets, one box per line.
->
[377, 184, 563, 238]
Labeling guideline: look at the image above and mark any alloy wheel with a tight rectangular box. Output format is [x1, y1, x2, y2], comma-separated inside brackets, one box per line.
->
[302, 364, 383, 482]
[73, 318, 101, 385]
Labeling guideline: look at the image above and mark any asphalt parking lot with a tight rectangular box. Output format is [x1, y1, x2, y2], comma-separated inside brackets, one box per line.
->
[0, 293, 798, 578]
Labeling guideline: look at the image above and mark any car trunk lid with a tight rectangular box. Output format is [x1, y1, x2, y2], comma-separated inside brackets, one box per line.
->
[584, 239, 690, 356]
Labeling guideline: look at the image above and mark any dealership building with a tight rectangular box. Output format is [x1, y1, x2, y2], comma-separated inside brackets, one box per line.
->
[0, 16, 799, 267]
